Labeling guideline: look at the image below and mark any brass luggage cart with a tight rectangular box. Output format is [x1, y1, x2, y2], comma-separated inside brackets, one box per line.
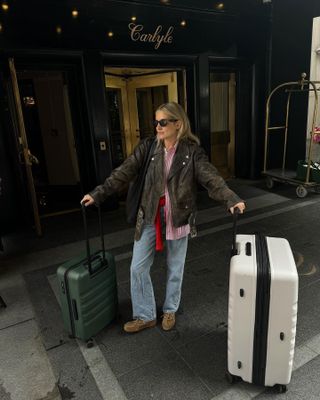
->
[262, 73, 320, 198]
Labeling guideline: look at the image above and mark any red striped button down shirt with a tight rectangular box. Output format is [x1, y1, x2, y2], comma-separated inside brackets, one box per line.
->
[164, 143, 190, 240]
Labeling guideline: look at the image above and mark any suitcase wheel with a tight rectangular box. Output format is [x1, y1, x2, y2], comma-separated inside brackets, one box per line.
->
[275, 384, 287, 393]
[225, 371, 237, 384]
[86, 339, 94, 348]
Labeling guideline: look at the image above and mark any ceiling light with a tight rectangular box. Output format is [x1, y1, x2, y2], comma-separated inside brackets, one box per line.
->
[180, 20, 186, 27]
[216, 2, 224, 10]
[131, 16, 137, 21]
[1, 3, 9, 11]
[72, 9, 79, 18]
[160, 0, 170, 4]
[107, 31, 114, 38]
[56, 26, 62, 34]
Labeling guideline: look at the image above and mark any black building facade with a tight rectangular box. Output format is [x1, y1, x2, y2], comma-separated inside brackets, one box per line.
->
[0, 0, 273, 235]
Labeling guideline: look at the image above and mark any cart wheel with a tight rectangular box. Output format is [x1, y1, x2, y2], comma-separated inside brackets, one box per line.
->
[86, 339, 94, 348]
[275, 384, 287, 393]
[265, 177, 274, 189]
[296, 185, 308, 198]
[225, 371, 237, 384]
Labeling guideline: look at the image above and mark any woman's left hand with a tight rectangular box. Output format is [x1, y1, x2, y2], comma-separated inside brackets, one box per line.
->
[229, 202, 246, 214]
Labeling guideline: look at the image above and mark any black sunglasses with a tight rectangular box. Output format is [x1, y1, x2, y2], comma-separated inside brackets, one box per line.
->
[152, 118, 178, 127]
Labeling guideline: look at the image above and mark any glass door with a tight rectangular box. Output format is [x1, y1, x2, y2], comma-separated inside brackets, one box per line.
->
[105, 75, 131, 166]
[127, 72, 178, 150]
[9, 59, 82, 229]
[8, 58, 42, 235]
[210, 72, 236, 178]
[105, 71, 179, 159]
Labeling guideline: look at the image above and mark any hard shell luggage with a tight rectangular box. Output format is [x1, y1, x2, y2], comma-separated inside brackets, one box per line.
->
[226, 213, 298, 393]
[57, 204, 117, 344]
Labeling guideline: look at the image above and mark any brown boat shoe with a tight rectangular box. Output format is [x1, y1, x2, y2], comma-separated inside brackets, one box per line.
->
[162, 312, 176, 331]
[123, 318, 157, 333]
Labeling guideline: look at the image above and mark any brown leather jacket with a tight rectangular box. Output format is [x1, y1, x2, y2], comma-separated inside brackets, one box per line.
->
[90, 137, 242, 241]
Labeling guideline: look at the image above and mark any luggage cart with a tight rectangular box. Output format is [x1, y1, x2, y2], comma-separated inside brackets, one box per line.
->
[262, 73, 320, 198]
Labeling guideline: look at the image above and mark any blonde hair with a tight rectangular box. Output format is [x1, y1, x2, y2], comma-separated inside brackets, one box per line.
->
[155, 102, 200, 145]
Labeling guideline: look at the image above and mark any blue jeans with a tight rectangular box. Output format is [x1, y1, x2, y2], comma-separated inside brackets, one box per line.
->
[130, 224, 188, 321]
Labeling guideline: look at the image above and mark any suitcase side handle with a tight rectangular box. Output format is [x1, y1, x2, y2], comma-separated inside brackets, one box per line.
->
[81, 203, 106, 275]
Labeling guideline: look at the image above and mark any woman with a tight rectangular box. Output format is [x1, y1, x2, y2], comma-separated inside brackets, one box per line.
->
[81, 102, 245, 333]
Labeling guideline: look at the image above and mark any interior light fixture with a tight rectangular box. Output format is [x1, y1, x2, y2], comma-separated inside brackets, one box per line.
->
[1, 3, 9, 11]
[180, 20, 186, 27]
[0, 23, 3, 32]
[107, 31, 114, 38]
[56, 25, 62, 34]
[23, 96, 35, 107]
[216, 2, 224, 10]
[72, 9, 79, 18]
[160, 0, 170, 4]
[131, 16, 137, 21]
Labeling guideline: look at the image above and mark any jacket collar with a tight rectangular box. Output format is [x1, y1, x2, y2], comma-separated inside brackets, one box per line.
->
[167, 140, 191, 181]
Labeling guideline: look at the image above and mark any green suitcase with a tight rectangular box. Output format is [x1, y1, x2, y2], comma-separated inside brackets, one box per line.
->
[57, 204, 117, 344]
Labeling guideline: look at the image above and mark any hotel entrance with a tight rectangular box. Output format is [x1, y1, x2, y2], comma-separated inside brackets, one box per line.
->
[105, 67, 186, 165]
[0, 0, 271, 238]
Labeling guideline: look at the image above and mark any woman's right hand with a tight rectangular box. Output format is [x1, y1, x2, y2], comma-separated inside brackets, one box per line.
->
[81, 194, 95, 206]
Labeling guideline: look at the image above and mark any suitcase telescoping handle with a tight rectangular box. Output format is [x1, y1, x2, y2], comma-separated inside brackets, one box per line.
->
[231, 208, 240, 256]
[81, 203, 106, 275]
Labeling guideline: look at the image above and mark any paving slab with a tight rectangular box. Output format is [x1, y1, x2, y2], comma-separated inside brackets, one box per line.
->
[97, 321, 175, 377]
[23, 265, 70, 350]
[0, 319, 61, 400]
[295, 280, 320, 347]
[254, 354, 320, 399]
[117, 350, 213, 400]
[172, 329, 230, 397]
[48, 340, 104, 400]
[0, 275, 34, 330]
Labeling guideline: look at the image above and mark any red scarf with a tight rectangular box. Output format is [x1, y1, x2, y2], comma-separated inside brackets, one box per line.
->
[155, 196, 166, 251]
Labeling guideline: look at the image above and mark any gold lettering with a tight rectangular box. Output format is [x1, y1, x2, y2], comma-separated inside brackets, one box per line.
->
[151, 25, 162, 42]
[140, 33, 148, 42]
[128, 23, 143, 41]
[163, 26, 174, 43]
[128, 23, 174, 49]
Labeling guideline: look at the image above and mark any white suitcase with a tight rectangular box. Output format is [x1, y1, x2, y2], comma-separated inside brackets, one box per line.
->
[226, 230, 298, 393]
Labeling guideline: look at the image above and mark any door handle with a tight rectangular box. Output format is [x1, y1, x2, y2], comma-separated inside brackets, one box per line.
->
[27, 149, 40, 165]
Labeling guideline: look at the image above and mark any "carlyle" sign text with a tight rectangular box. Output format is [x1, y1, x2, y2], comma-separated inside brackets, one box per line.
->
[128, 23, 174, 49]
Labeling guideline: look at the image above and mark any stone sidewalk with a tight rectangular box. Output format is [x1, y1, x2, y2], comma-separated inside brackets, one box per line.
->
[1, 180, 320, 400]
